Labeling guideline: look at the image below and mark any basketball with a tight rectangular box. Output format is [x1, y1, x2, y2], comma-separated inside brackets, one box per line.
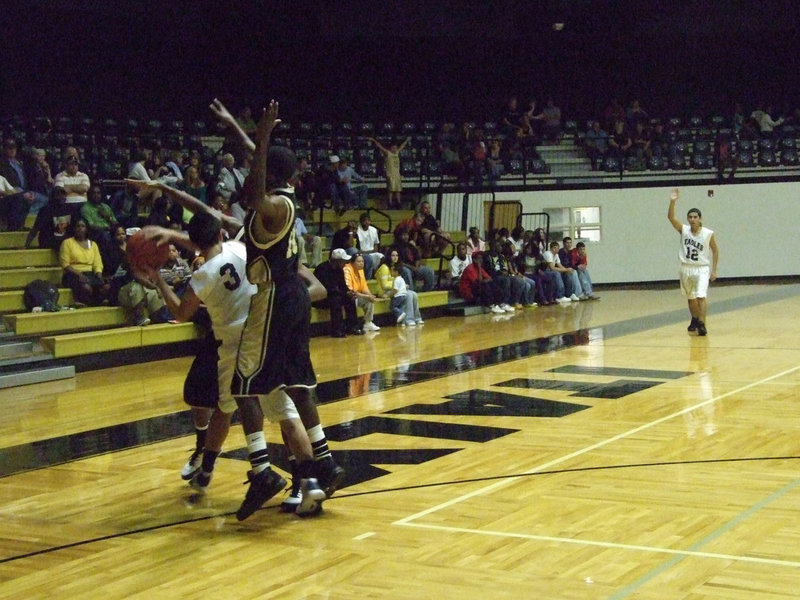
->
[126, 230, 170, 271]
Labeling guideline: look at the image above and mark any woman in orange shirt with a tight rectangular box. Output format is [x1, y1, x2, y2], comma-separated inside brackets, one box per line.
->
[343, 254, 380, 332]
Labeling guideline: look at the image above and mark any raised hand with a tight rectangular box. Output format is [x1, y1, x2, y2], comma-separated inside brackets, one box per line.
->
[670, 188, 679, 201]
[209, 98, 236, 127]
[255, 99, 281, 142]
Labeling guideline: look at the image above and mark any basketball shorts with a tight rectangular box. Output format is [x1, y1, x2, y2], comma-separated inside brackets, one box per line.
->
[258, 388, 299, 423]
[679, 265, 710, 299]
[232, 275, 316, 397]
[183, 332, 220, 409]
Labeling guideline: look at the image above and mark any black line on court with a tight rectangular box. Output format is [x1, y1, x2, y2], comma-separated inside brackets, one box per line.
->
[2, 454, 799, 565]
[4, 283, 798, 479]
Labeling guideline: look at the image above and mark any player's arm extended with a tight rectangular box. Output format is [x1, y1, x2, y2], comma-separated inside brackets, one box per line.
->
[667, 188, 683, 233]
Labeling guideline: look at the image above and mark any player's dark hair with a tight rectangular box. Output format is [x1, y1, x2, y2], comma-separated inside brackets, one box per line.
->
[187, 212, 221, 250]
[266, 146, 297, 185]
[687, 208, 702, 218]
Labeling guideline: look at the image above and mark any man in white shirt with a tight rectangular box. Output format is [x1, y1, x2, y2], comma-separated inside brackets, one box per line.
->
[542, 241, 575, 303]
[215, 153, 245, 202]
[355, 212, 383, 279]
[53, 154, 90, 205]
[449, 242, 472, 289]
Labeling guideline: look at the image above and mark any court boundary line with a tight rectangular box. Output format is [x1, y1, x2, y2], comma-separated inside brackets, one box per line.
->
[393, 363, 800, 533]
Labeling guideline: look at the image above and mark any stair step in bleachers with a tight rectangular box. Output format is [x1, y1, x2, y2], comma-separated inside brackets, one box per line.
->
[0, 267, 62, 290]
[0, 232, 29, 249]
[4, 306, 129, 335]
[0, 288, 74, 313]
[0, 249, 59, 268]
[41, 322, 202, 359]
[0, 365, 75, 390]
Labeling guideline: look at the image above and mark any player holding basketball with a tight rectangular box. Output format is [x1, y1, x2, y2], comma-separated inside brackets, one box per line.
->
[131, 211, 327, 517]
[667, 188, 719, 336]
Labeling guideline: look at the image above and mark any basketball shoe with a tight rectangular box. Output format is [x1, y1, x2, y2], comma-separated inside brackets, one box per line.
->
[296, 478, 327, 517]
[688, 317, 698, 332]
[189, 471, 211, 494]
[181, 449, 203, 481]
[235, 468, 287, 521]
[315, 456, 346, 498]
[280, 463, 302, 513]
[697, 321, 707, 336]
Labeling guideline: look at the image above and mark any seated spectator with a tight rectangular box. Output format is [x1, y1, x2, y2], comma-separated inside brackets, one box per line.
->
[376, 247, 413, 291]
[110, 183, 141, 228]
[543, 240, 577, 303]
[607, 119, 632, 172]
[517, 242, 555, 305]
[128, 150, 151, 181]
[25, 186, 76, 250]
[484, 241, 522, 310]
[148, 194, 184, 230]
[391, 227, 435, 291]
[54, 153, 90, 207]
[458, 252, 506, 314]
[102, 225, 130, 303]
[336, 158, 369, 211]
[388, 262, 423, 326]
[118, 274, 170, 326]
[164, 151, 185, 183]
[531, 227, 548, 254]
[294, 157, 318, 211]
[508, 226, 525, 255]
[440, 142, 466, 180]
[215, 153, 245, 203]
[648, 120, 668, 158]
[159, 243, 192, 297]
[630, 121, 651, 165]
[584, 121, 609, 171]
[417, 200, 451, 257]
[343, 254, 380, 332]
[571, 241, 599, 300]
[533, 97, 562, 142]
[26, 148, 53, 214]
[626, 99, 649, 128]
[81, 186, 117, 250]
[0, 139, 37, 229]
[486, 140, 505, 182]
[558, 237, 586, 300]
[313, 248, 362, 337]
[211, 193, 231, 215]
[331, 219, 358, 257]
[355, 212, 383, 279]
[321, 155, 349, 213]
[59, 219, 110, 306]
[501, 241, 536, 307]
[296, 208, 323, 268]
[182, 165, 207, 206]
[449, 242, 472, 289]
[466, 226, 486, 255]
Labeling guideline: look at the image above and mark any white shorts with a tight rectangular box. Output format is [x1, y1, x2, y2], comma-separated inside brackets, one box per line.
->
[258, 388, 299, 423]
[217, 339, 238, 414]
[680, 265, 710, 299]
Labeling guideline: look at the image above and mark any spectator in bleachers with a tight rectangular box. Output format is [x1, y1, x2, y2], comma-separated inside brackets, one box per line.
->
[468, 128, 487, 187]
[630, 121, 651, 166]
[102, 225, 130, 303]
[571, 241, 598, 300]
[313, 248, 362, 337]
[440, 142, 466, 180]
[147, 194, 184, 230]
[26, 148, 53, 213]
[458, 252, 505, 313]
[0, 139, 37, 228]
[584, 121, 608, 171]
[25, 186, 75, 250]
[128, 150, 151, 181]
[466, 226, 486, 255]
[648, 120, 668, 158]
[54, 153, 90, 206]
[508, 226, 525, 255]
[336, 158, 369, 211]
[543, 240, 578, 303]
[558, 237, 586, 300]
[81, 186, 117, 250]
[417, 200, 450, 257]
[501, 96, 523, 137]
[501, 241, 536, 307]
[296, 208, 323, 268]
[59, 219, 110, 306]
[323, 155, 348, 213]
[164, 150, 185, 183]
[449, 242, 472, 290]
[484, 241, 521, 310]
[714, 133, 738, 182]
[215, 153, 244, 203]
[343, 254, 380, 332]
[731, 102, 746, 136]
[389, 261, 423, 326]
[391, 226, 435, 291]
[486, 139, 505, 182]
[110, 183, 141, 228]
[752, 104, 784, 138]
[368, 136, 410, 209]
[607, 119, 632, 172]
[331, 219, 358, 258]
[294, 157, 318, 211]
[517, 242, 554, 305]
[182, 165, 207, 206]
[355, 212, 383, 279]
[532, 97, 562, 142]
[626, 99, 649, 128]
[602, 98, 625, 131]
[159, 243, 192, 297]
[531, 227, 548, 254]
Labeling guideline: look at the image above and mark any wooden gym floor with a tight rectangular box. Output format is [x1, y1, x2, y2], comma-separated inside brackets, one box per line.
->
[2, 283, 800, 599]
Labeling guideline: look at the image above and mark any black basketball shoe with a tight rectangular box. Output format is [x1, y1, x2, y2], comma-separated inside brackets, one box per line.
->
[236, 468, 287, 521]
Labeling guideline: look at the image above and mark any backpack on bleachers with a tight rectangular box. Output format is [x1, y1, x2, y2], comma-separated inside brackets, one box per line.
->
[23, 279, 61, 313]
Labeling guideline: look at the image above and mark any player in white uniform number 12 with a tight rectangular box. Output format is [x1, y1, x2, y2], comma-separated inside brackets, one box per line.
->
[667, 188, 719, 336]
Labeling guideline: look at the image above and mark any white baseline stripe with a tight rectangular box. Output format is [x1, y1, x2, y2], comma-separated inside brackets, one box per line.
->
[394, 364, 800, 525]
[399, 521, 800, 568]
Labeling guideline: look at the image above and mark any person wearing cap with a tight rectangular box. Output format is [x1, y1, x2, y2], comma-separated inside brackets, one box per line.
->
[335, 158, 368, 211]
[54, 149, 91, 205]
[313, 247, 363, 337]
[326, 155, 347, 214]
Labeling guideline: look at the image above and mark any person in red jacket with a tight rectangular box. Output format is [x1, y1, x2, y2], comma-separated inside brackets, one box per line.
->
[458, 252, 505, 314]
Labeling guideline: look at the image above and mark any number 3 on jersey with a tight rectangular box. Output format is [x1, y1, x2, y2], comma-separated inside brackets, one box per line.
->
[219, 263, 242, 290]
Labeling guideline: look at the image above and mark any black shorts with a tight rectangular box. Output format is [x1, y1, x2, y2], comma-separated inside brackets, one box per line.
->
[183, 331, 220, 409]
[232, 275, 316, 396]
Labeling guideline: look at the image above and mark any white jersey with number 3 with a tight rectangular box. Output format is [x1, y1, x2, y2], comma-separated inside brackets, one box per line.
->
[679, 224, 713, 267]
